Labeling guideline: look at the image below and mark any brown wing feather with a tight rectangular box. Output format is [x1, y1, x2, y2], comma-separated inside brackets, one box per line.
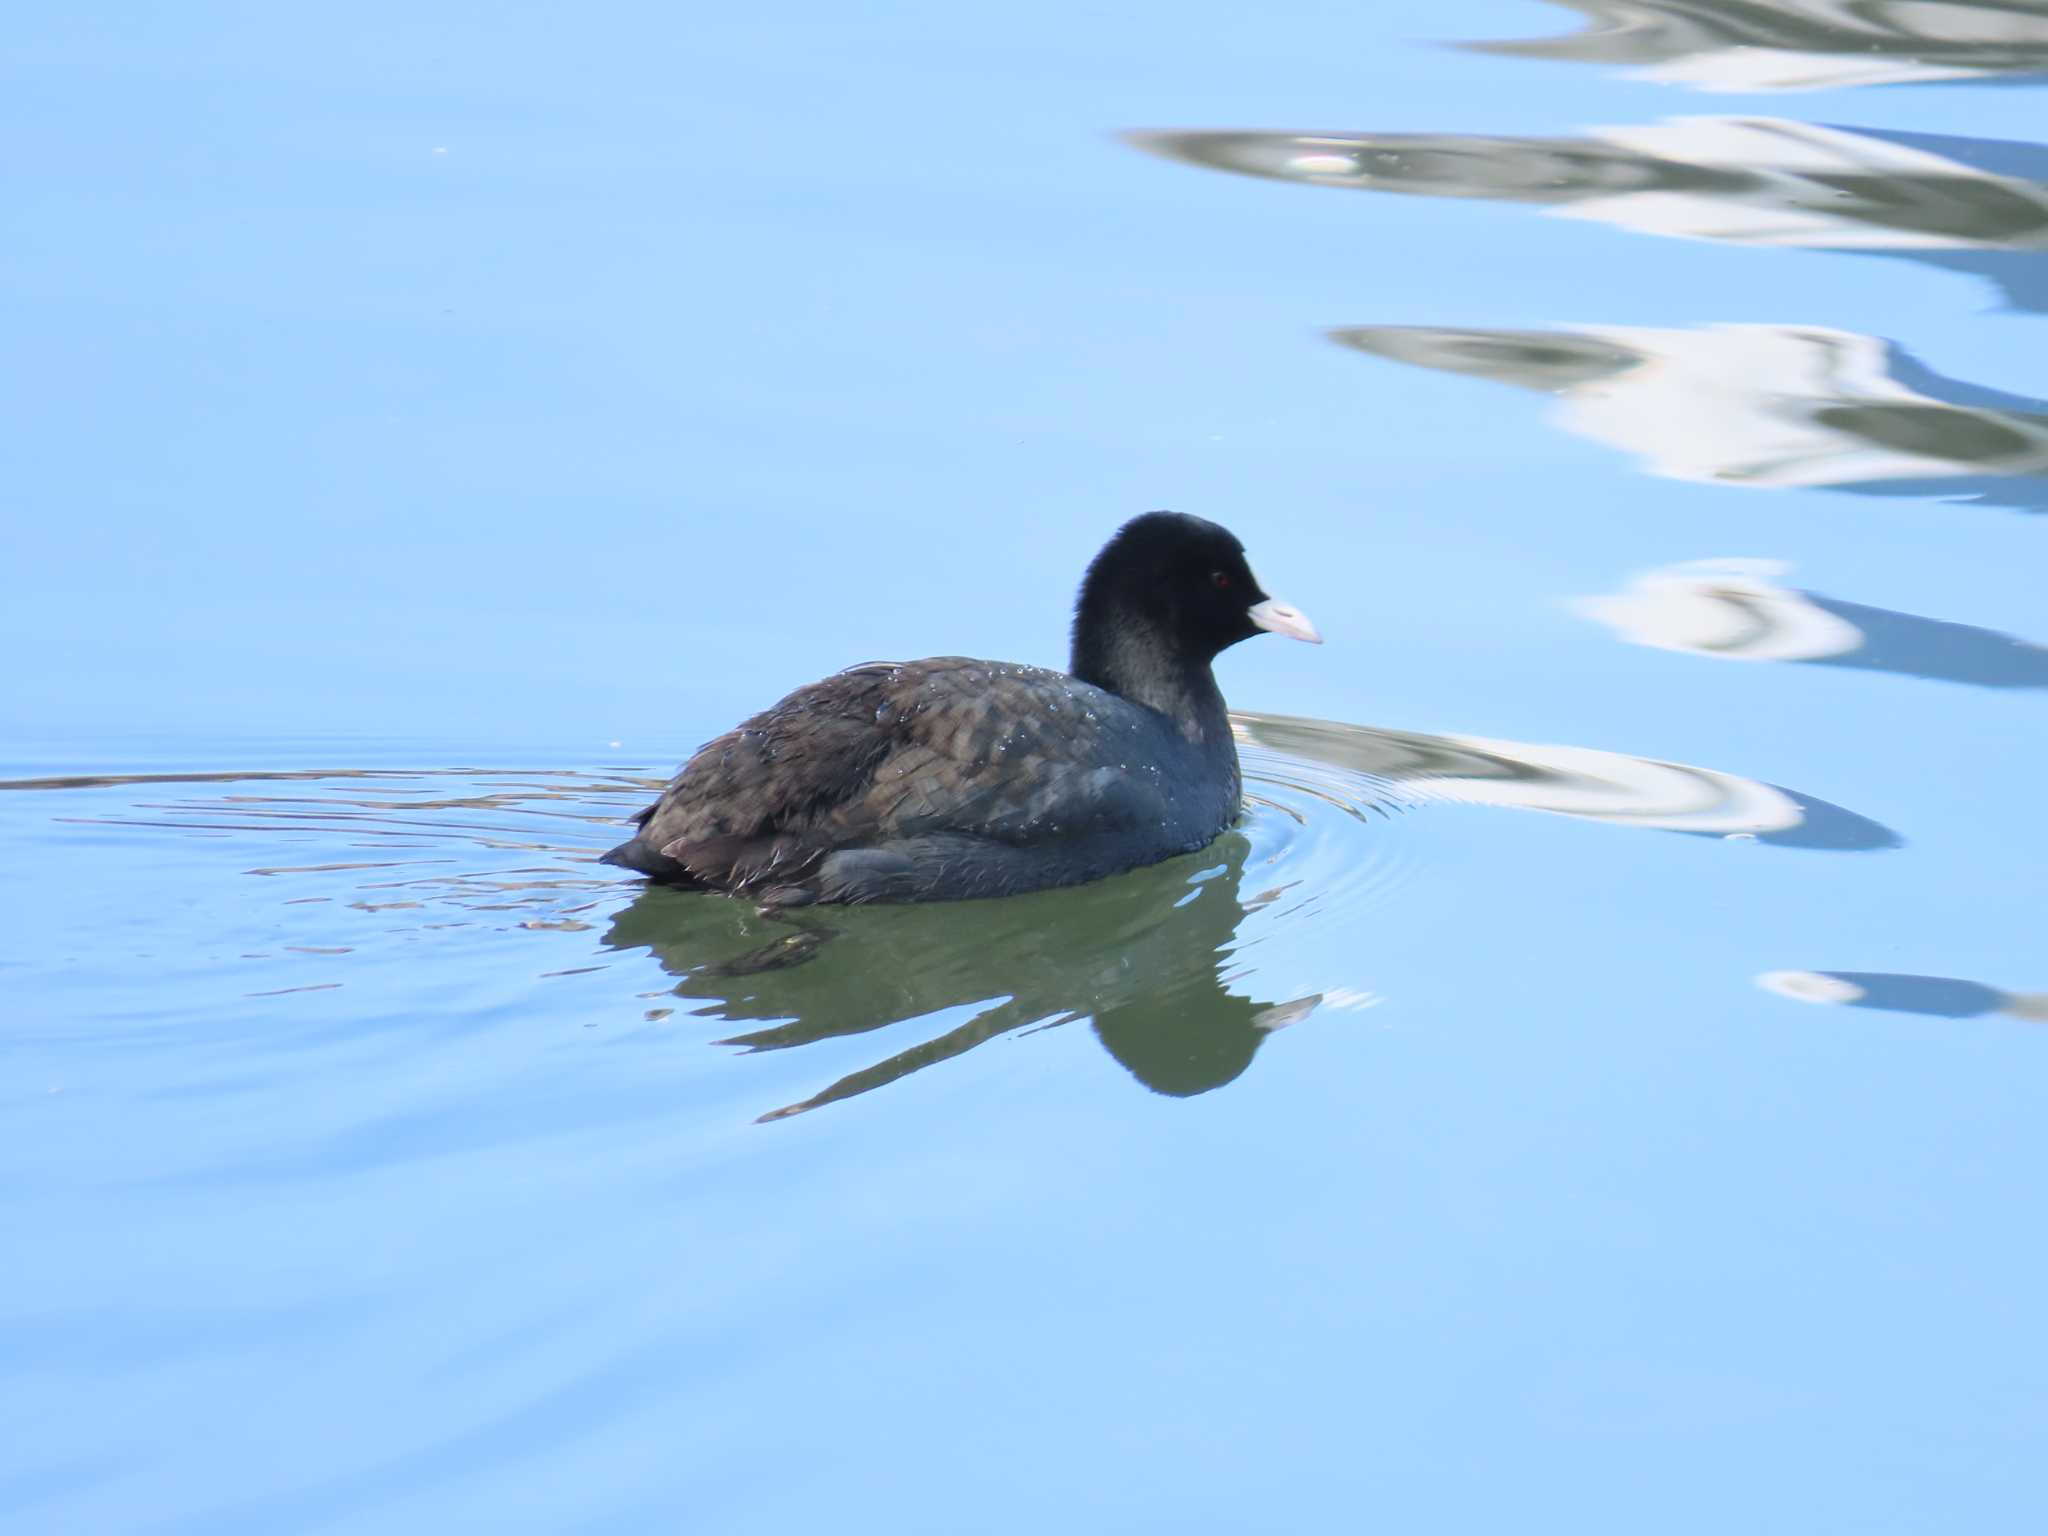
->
[623, 657, 1163, 896]
[636, 663, 901, 887]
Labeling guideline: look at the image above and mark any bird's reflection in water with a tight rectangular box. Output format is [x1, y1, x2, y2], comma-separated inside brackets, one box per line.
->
[1759, 969, 2048, 1022]
[600, 830, 1323, 1121]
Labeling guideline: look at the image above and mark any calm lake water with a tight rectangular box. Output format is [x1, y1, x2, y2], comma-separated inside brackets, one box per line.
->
[5, 3, 2046, 1531]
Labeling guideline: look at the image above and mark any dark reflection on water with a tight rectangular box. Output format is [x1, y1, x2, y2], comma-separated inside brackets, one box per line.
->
[1330, 323, 2048, 511]
[1576, 559, 2048, 687]
[1129, 120, 2048, 311]
[601, 830, 1323, 1121]
[1462, 0, 2048, 93]
[1808, 594, 2048, 684]
[1760, 968, 2048, 1020]
[592, 737, 1414, 1119]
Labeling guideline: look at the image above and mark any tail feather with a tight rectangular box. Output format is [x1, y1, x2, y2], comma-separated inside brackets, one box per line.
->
[599, 797, 692, 881]
[598, 834, 693, 883]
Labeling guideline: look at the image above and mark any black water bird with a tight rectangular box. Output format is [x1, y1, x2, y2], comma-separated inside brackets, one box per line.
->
[602, 512, 1321, 903]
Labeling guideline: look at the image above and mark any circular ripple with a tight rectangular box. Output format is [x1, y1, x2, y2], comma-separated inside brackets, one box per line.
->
[1236, 737, 1426, 931]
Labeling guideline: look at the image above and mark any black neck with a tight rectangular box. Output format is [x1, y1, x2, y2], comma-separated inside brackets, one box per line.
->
[1071, 618, 1233, 751]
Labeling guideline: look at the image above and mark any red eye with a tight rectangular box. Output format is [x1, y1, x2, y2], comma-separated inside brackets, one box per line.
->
[1211, 571, 1231, 590]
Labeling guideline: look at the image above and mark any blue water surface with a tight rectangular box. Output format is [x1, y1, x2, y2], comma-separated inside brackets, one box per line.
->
[4, 3, 2046, 1531]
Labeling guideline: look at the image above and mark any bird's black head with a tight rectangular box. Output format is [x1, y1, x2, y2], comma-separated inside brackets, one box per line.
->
[1070, 512, 1319, 702]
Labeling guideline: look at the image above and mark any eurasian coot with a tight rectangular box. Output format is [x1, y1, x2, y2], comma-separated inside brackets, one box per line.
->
[601, 512, 1320, 903]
